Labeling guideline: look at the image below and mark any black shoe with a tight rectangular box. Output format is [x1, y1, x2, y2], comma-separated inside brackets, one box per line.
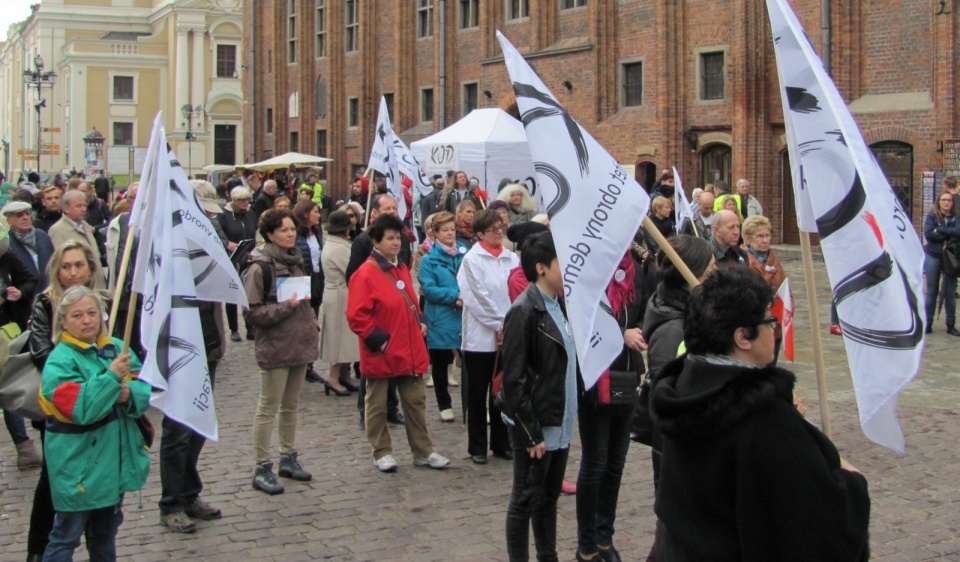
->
[947, 326, 960, 337]
[492, 449, 514, 461]
[339, 377, 359, 392]
[245, 331, 256, 341]
[26, 555, 43, 562]
[359, 415, 365, 430]
[230, 331, 242, 342]
[278, 451, 313, 481]
[387, 411, 405, 425]
[576, 552, 599, 562]
[305, 368, 323, 384]
[926, 325, 933, 335]
[471, 454, 488, 465]
[598, 545, 622, 562]
[325, 381, 351, 396]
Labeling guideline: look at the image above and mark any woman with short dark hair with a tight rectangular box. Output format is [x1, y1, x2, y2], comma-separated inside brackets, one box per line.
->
[650, 266, 870, 561]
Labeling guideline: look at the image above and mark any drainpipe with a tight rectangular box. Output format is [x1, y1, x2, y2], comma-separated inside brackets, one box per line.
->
[249, 0, 256, 161]
[438, 0, 446, 128]
[821, 0, 831, 74]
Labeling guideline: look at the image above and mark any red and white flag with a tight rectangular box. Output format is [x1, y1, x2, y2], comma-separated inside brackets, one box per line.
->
[771, 278, 794, 362]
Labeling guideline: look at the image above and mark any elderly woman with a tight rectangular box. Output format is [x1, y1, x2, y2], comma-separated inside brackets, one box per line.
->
[417, 211, 465, 423]
[219, 186, 258, 342]
[347, 214, 450, 472]
[458, 209, 520, 465]
[742, 216, 787, 363]
[455, 199, 478, 249]
[39, 285, 151, 562]
[244, 208, 319, 495]
[497, 183, 538, 225]
[650, 266, 870, 561]
[320, 211, 361, 396]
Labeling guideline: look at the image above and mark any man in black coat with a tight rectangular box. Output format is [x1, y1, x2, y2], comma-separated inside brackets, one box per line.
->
[4, 201, 54, 291]
[710, 210, 748, 266]
[32, 186, 63, 233]
[93, 171, 112, 203]
[251, 179, 278, 220]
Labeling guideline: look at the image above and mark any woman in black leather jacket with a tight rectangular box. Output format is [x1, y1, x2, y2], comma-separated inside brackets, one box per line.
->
[500, 232, 577, 562]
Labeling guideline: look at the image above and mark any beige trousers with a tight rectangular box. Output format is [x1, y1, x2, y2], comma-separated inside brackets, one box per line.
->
[365, 376, 434, 461]
[252, 365, 308, 463]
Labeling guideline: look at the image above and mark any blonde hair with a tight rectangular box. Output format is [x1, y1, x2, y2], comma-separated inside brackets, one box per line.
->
[456, 199, 477, 214]
[44, 240, 104, 309]
[430, 211, 456, 234]
[53, 285, 106, 343]
[742, 215, 772, 240]
[651, 196, 671, 213]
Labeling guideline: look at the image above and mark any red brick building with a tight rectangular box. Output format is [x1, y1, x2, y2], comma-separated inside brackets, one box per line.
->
[242, 0, 957, 243]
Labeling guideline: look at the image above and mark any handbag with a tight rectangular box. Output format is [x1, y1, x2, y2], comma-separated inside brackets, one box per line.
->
[596, 352, 639, 406]
[630, 372, 654, 446]
[0, 331, 45, 421]
[943, 240, 960, 278]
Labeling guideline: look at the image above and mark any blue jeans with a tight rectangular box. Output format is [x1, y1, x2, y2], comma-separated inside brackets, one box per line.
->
[43, 498, 124, 562]
[576, 408, 633, 554]
[925, 254, 957, 327]
[4, 409, 29, 445]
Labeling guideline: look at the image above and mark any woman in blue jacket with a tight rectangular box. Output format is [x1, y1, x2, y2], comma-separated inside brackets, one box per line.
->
[924, 191, 960, 335]
[417, 211, 465, 422]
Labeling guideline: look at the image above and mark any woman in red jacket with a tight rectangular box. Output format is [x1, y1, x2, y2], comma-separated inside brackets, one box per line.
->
[347, 214, 451, 473]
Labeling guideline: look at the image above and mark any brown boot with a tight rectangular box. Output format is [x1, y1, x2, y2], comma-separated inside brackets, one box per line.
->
[16, 440, 42, 470]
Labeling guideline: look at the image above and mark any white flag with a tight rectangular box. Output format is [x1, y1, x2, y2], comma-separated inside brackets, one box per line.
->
[368, 97, 407, 220]
[392, 135, 434, 197]
[672, 166, 694, 236]
[767, 0, 925, 453]
[130, 113, 249, 440]
[497, 32, 650, 389]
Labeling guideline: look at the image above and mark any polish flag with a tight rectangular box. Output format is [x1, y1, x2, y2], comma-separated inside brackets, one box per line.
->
[771, 278, 794, 362]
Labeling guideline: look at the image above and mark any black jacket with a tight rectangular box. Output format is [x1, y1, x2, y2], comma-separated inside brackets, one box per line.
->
[85, 198, 112, 231]
[251, 190, 275, 220]
[32, 208, 61, 233]
[643, 284, 688, 379]
[500, 283, 576, 448]
[345, 229, 411, 283]
[651, 357, 871, 562]
[0, 252, 38, 332]
[711, 238, 748, 266]
[28, 292, 113, 370]
[218, 205, 258, 243]
[644, 214, 675, 256]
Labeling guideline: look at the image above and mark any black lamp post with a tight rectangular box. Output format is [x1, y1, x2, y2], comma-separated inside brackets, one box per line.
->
[23, 54, 57, 172]
[181, 104, 202, 177]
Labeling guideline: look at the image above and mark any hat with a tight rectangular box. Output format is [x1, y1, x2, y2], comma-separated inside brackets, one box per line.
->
[190, 179, 222, 214]
[1, 201, 32, 215]
[327, 210, 352, 234]
[488, 200, 509, 212]
[506, 221, 550, 252]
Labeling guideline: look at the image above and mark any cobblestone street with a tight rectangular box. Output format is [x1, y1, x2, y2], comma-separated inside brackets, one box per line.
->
[1, 259, 958, 561]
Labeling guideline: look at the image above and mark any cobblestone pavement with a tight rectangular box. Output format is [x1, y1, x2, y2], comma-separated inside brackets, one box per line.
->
[1, 259, 959, 561]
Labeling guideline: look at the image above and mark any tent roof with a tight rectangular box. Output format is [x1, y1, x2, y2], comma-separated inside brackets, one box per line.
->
[411, 108, 527, 147]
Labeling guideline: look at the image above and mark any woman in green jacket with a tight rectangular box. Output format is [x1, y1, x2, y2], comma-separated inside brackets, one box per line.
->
[38, 285, 151, 562]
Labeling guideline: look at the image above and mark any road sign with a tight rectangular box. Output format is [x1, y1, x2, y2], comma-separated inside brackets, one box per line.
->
[21, 155, 38, 161]
[41, 143, 59, 149]
[17, 149, 36, 155]
[41, 127, 60, 133]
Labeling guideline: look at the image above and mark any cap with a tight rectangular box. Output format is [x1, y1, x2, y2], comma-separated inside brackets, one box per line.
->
[1, 201, 33, 215]
[190, 179, 223, 214]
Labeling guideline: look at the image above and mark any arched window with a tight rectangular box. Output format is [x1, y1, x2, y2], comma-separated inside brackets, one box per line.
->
[701, 144, 731, 188]
[870, 141, 913, 218]
[315, 76, 327, 118]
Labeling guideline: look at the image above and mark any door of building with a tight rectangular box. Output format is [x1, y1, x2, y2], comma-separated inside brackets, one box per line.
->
[214, 124, 237, 166]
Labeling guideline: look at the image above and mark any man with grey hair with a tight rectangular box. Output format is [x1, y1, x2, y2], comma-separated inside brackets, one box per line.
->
[735, 178, 763, 218]
[710, 209, 748, 266]
[49, 190, 104, 283]
[252, 179, 278, 220]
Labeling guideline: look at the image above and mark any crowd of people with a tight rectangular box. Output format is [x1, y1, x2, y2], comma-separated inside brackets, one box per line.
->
[0, 165, 894, 561]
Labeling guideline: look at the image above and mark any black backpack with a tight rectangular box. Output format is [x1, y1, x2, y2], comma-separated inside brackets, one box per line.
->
[240, 258, 275, 304]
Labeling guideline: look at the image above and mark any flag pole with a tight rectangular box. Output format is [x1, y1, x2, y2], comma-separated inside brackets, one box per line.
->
[362, 167, 375, 229]
[108, 226, 137, 335]
[800, 231, 832, 437]
[642, 216, 701, 289]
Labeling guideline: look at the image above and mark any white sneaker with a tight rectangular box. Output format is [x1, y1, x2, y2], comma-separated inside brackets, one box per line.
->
[425, 374, 434, 387]
[413, 452, 450, 469]
[448, 375, 459, 387]
[374, 454, 398, 472]
[439, 409, 455, 422]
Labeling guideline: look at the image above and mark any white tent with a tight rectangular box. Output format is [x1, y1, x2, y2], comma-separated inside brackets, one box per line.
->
[410, 108, 537, 194]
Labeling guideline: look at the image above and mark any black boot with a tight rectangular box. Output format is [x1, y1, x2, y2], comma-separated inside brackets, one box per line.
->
[305, 365, 322, 383]
[279, 451, 313, 481]
[252, 461, 284, 494]
[947, 325, 960, 336]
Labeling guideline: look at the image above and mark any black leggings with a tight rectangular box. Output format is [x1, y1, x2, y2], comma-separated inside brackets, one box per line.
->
[505, 443, 569, 562]
[429, 349, 454, 411]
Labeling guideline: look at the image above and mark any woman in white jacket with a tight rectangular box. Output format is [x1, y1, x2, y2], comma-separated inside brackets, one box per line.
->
[457, 209, 520, 465]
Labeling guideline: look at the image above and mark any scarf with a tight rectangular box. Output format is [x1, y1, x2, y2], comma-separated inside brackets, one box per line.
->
[260, 242, 303, 270]
[745, 246, 769, 265]
[479, 240, 503, 258]
[11, 228, 37, 254]
[456, 217, 474, 240]
[605, 252, 636, 320]
[435, 240, 457, 257]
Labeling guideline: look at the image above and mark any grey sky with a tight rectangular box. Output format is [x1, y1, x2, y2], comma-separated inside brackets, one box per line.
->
[0, 0, 37, 43]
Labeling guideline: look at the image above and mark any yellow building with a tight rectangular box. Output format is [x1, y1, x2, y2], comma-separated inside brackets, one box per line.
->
[0, 0, 244, 180]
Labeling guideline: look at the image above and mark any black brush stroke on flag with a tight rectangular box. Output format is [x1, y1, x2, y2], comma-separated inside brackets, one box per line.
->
[786, 86, 821, 114]
[512, 82, 589, 176]
[534, 162, 572, 217]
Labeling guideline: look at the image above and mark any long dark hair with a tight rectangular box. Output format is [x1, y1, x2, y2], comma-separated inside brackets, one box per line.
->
[292, 199, 320, 238]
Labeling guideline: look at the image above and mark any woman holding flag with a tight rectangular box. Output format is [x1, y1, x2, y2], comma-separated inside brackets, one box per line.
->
[742, 216, 788, 364]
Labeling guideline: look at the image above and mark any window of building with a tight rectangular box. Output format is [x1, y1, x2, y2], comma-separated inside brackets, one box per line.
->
[113, 122, 134, 146]
[560, 0, 586, 8]
[345, 0, 359, 52]
[288, 0, 297, 64]
[315, 77, 327, 117]
[421, 88, 434, 122]
[621, 61, 643, 107]
[214, 124, 237, 165]
[417, 0, 434, 38]
[348, 97, 359, 128]
[316, 129, 327, 157]
[700, 51, 725, 100]
[870, 141, 914, 218]
[315, 1, 327, 58]
[290, 131, 299, 152]
[462, 82, 478, 116]
[112, 75, 134, 102]
[384, 93, 394, 120]
[507, 0, 529, 19]
[216, 45, 238, 78]
[701, 144, 732, 188]
[459, 0, 479, 28]
[266, 107, 274, 134]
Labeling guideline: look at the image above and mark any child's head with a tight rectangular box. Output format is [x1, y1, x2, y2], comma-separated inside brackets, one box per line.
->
[423, 214, 436, 240]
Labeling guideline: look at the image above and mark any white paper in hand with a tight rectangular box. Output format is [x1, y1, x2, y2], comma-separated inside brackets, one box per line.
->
[276, 276, 311, 302]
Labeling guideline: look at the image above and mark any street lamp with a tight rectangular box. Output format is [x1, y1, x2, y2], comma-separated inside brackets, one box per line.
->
[23, 54, 57, 172]
[181, 104, 202, 177]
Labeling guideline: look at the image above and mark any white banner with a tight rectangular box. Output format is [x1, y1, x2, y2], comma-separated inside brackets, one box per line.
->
[673, 166, 694, 236]
[392, 136, 434, 197]
[768, 0, 925, 452]
[497, 32, 650, 389]
[367, 97, 407, 220]
[129, 113, 248, 440]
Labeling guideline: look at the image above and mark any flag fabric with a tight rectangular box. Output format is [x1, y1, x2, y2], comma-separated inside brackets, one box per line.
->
[392, 135, 434, 197]
[771, 278, 795, 362]
[672, 166, 695, 236]
[368, 97, 407, 220]
[496, 32, 650, 390]
[767, 0, 925, 452]
[129, 112, 248, 441]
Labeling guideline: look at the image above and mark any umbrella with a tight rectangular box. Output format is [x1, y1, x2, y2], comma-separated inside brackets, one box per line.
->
[241, 152, 332, 172]
[202, 164, 236, 173]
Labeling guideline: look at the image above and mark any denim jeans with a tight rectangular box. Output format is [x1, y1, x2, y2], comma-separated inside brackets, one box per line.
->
[428, 349, 454, 411]
[505, 432, 569, 562]
[576, 408, 633, 555]
[43, 498, 124, 562]
[4, 409, 29, 445]
[925, 254, 957, 327]
[159, 361, 215, 514]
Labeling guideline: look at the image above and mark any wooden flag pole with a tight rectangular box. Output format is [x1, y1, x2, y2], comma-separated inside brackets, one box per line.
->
[362, 168, 375, 229]
[800, 231, 833, 438]
[642, 216, 701, 289]
[108, 225, 137, 335]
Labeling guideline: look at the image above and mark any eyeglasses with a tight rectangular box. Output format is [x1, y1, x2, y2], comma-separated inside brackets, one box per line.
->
[482, 226, 504, 234]
[751, 233, 772, 240]
[758, 317, 778, 328]
[345, 213, 356, 218]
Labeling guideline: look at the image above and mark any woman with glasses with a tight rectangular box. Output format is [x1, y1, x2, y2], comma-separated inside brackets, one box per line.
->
[742, 216, 787, 364]
[457, 209, 519, 464]
[338, 202, 364, 240]
[650, 266, 870, 561]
